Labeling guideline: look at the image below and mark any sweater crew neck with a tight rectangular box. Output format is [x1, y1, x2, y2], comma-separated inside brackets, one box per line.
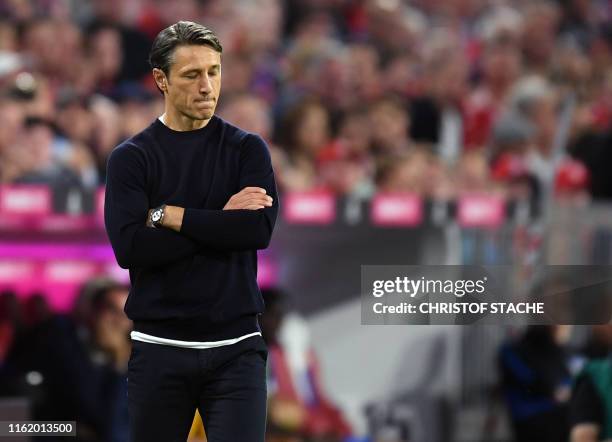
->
[154, 115, 218, 137]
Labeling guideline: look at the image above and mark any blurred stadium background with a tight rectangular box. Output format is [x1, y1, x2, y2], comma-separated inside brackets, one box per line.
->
[2, 0, 612, 441]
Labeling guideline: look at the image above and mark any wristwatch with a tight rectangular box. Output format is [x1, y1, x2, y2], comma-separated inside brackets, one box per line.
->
[149, 204, 166, 228]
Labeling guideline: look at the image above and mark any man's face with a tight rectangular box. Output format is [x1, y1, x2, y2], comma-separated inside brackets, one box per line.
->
[159, 44, 222, 121]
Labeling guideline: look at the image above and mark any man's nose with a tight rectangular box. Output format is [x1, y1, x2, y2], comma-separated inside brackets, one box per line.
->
[199, 75, 213, 94]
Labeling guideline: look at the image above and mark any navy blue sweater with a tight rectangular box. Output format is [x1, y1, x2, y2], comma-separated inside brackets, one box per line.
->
[104, 116, 278, 341]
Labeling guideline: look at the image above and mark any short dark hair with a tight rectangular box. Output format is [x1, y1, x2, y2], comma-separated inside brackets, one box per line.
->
[149, 21, 222, 79]
[91, 280, 130, 312]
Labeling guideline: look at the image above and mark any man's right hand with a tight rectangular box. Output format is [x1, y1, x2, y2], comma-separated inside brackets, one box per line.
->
[223, 187, 273, 210]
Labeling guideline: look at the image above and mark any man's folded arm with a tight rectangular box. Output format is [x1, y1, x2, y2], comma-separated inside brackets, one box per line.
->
[180, 205, 276, 251]
[179, 134, 279, 251]
[104, 145, 199, 269]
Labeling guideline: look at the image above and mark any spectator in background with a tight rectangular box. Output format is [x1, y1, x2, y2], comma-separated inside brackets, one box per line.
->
[219, 93, 294, 192]
[376, 146, 457, 201]
[570, 325, 612, 442]
[558, 0, 598, 47]
[261, 288, 352, 442]
[21, 19, 66, 84]
[568, 75, 612, 199]
[455, 150, 495, 194]
[382, 52, 419, 98]
[362, 0, 424, 59]
[87, 24, 124, 97]
[55, 91, 95, 149]
[54, 91, 99, 188]
[219, 93, 274, 141]
[499, 324, 573, 442]
[89, 96, 125, 182]
[370, 96, 411, 157]
[22, 292, 52, 328]
[0, 97, 25, 183]
[409, 30, 469, 162]
[0, 290, 23, 365]
[464, 22, 523, 149]
[489, 111, 541, 201]
[217, 52, 255, 96]
[115, 89, 158, 137]
[375, 149, 431, 195]
[14, 73, 55, 121]
[280, 98, 332, 191]
[423, 155, 455, 201]
[490, 111, 535, 167]
[0, 19, 18, 51]
[581, 325, 612, 360]
[520, 2, 560, 74]
[12, 116, 83, 189]
[345, 43, 383, 105]
[508, 75, 560, 186]
[283, 10, 348, 110]
[317, 109, 375, 196]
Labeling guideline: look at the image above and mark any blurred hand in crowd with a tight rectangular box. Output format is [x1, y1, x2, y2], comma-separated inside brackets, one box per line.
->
[93, 286, 131, 371]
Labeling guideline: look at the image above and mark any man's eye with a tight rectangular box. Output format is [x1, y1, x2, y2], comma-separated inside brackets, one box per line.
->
[186, 74, 198, 79]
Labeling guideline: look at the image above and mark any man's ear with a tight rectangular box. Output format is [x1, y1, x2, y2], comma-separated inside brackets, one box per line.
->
[152, 68, 167, 92]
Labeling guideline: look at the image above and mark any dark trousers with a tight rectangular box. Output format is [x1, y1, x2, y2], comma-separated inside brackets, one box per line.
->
[127, 335, 268, 442]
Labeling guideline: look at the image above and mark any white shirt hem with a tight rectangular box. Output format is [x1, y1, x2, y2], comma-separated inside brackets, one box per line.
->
[130, 330, 262, 349]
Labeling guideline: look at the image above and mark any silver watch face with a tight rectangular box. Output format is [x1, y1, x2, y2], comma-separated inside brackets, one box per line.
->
[151, 210, 162, 222]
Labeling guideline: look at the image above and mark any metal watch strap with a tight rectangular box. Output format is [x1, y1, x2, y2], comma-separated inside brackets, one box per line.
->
[151, 204, 166, 228]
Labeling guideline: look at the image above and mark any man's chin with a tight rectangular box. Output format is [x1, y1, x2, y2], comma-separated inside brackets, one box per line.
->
[190, 110, 214, 121]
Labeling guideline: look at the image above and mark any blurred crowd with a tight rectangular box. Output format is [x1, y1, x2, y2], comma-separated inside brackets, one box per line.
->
[0, 281, 132, 442]
[5, 0, 612, 441]
[0, 283, 353, 442]
[0, 0, 611, 203]
[5, 277, 612, 442]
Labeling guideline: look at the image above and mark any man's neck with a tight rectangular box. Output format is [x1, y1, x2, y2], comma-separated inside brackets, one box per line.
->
[160, 111, 211, 131]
